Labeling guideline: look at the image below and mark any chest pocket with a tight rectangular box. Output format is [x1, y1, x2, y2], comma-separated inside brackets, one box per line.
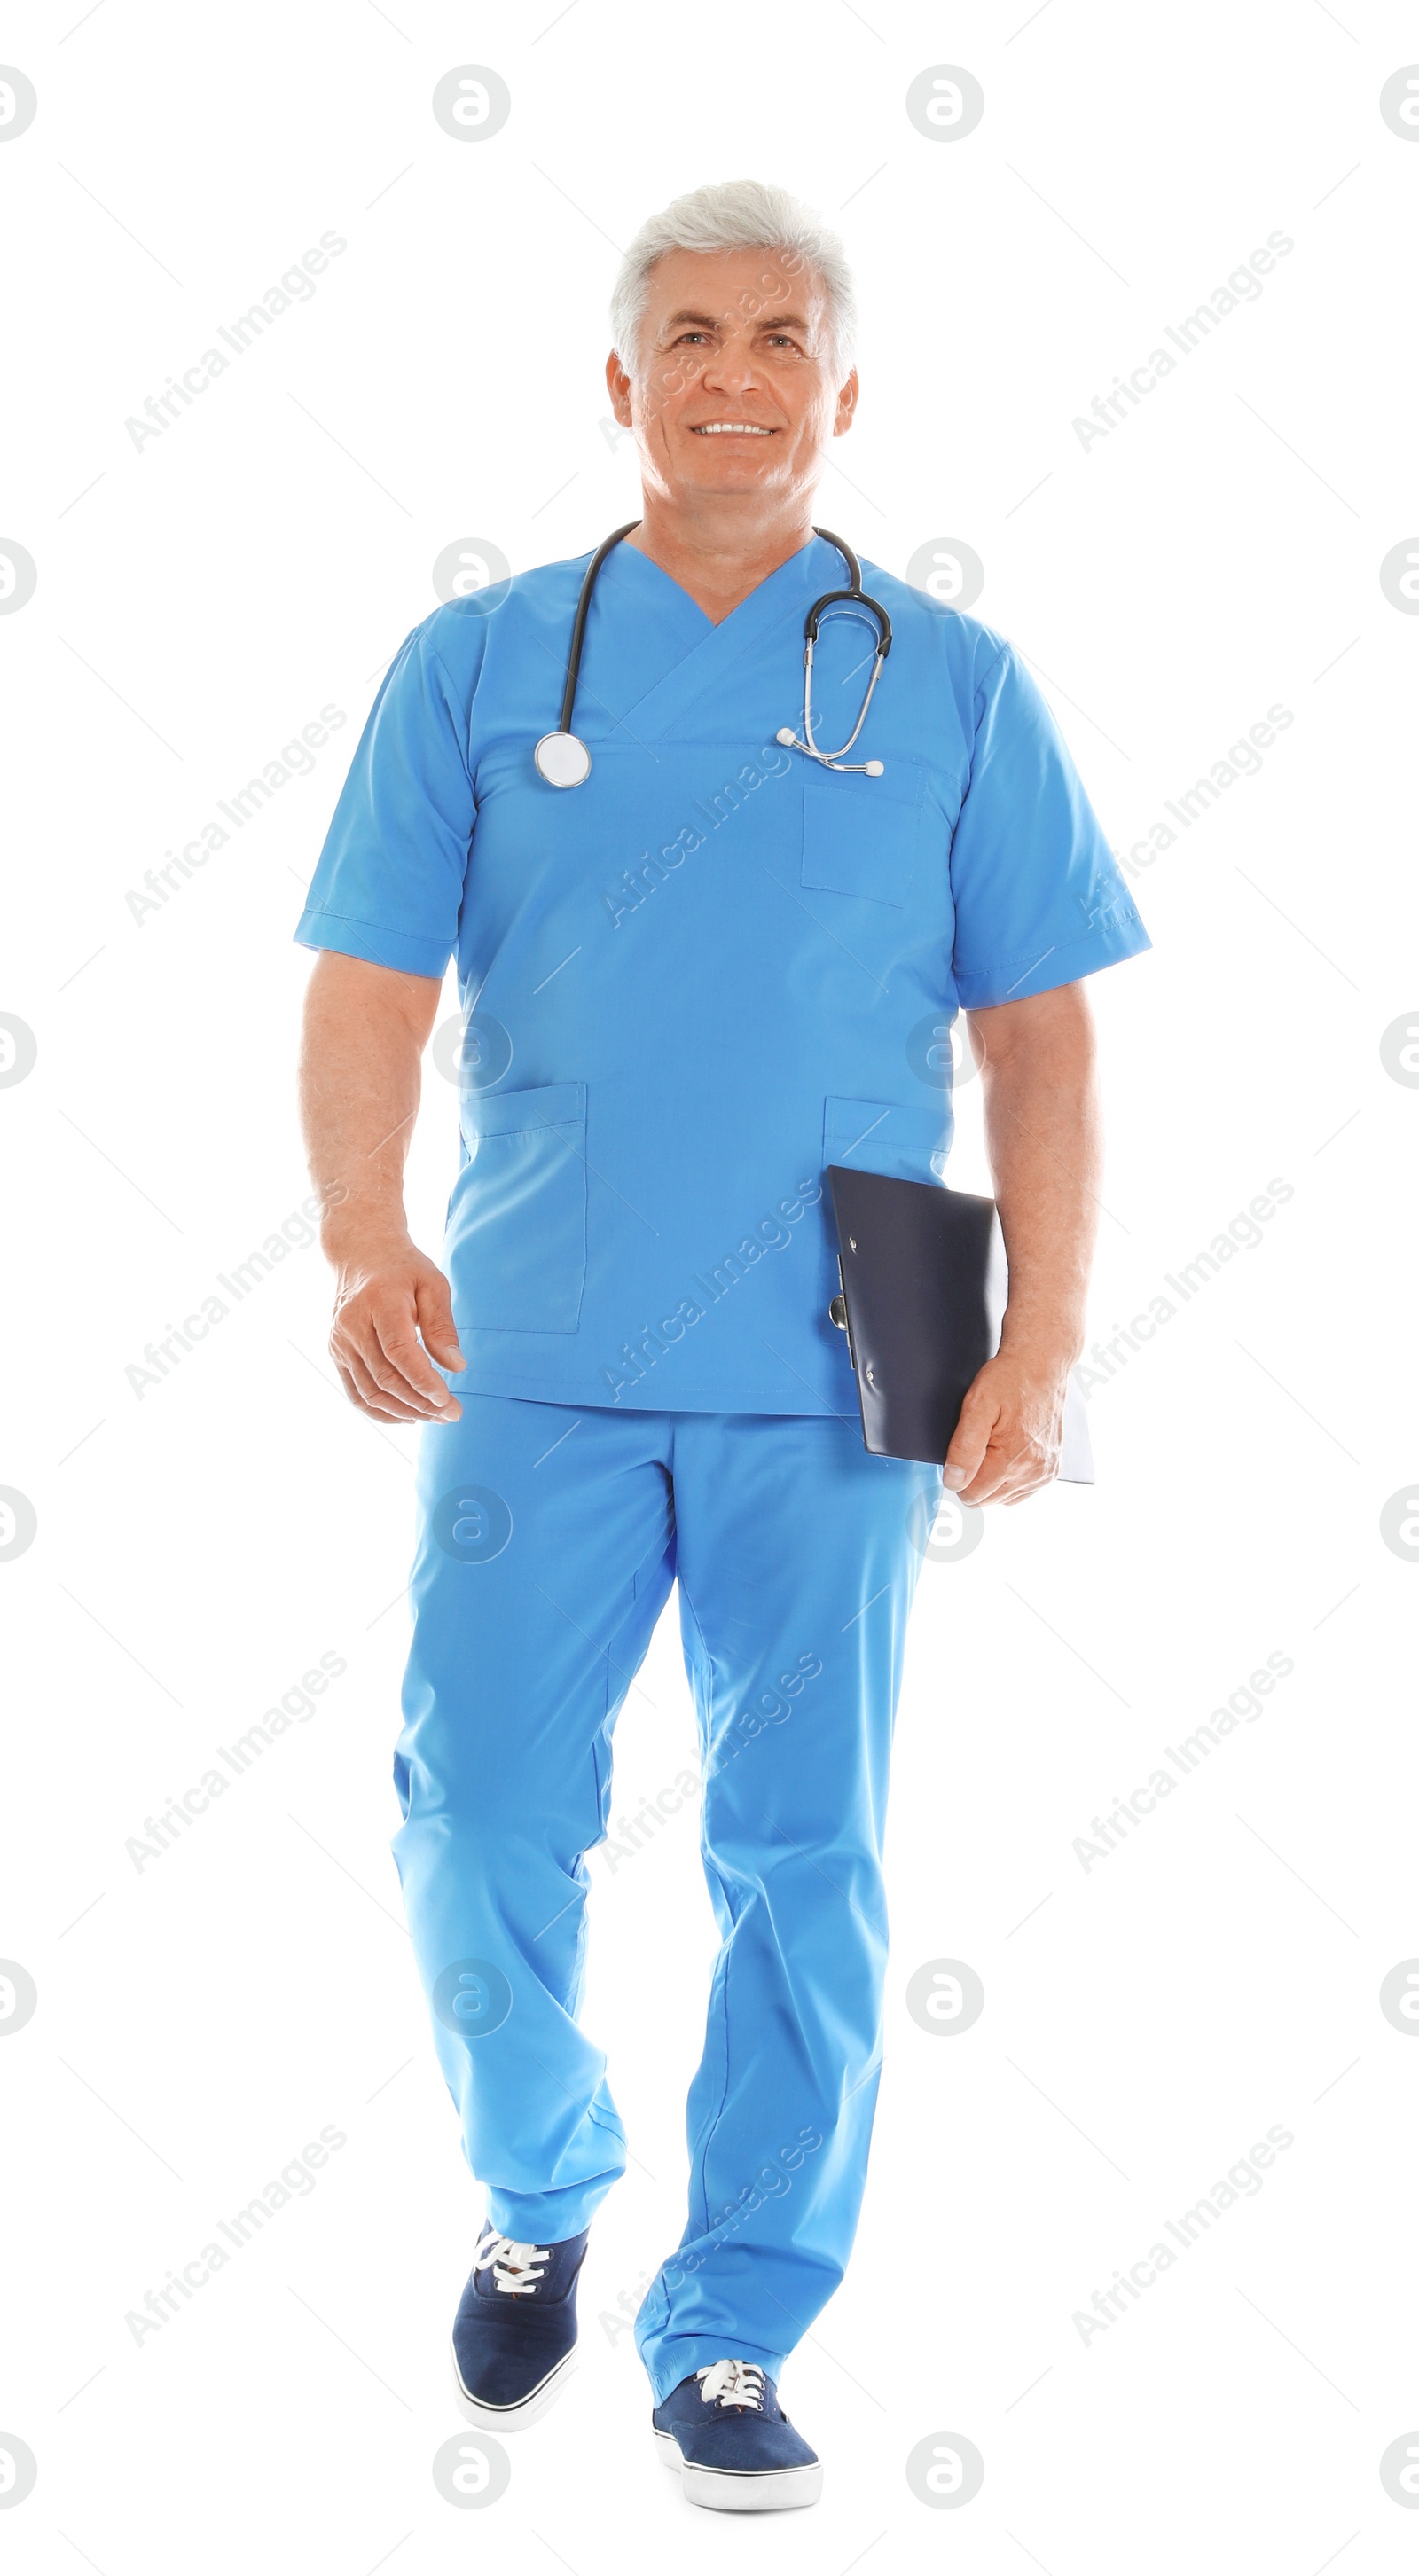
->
[449, 1082, 587, 1335]
[801, 759, 924, 907]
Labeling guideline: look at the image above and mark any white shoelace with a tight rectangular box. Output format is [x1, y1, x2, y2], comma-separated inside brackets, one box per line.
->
[474, 2229, 550, 2296]
[698, 2358, 765, 2410]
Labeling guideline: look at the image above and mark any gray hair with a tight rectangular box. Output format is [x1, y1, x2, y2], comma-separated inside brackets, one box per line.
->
[609, 179, 857, 379]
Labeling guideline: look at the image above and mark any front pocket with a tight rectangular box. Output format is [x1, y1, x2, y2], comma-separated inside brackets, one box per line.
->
[819, 1093, 953, 1314]
[823, 1093, 952, 1181]
[801, 758, 924, 906]
[449, 1081, 587, 1334]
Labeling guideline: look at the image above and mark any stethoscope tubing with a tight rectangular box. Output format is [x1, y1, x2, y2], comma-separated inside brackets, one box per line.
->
[545, 521, 891, 781]
[557, 520, 642, 738]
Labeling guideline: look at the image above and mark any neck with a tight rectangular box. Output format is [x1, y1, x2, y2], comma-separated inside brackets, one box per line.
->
[626, 492, 818, 625]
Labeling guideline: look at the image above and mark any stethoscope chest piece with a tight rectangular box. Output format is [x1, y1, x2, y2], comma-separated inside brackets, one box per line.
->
[534, 730, 592, 788]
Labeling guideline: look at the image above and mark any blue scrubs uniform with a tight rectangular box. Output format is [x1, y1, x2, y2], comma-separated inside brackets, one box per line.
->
[296, 535, 1149, 2399]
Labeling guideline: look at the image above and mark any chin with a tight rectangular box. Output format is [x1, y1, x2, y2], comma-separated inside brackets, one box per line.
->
[684, 452, 782, 485]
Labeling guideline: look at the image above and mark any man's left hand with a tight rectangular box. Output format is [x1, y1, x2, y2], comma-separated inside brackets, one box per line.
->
[941, 1351, 1070, 1507]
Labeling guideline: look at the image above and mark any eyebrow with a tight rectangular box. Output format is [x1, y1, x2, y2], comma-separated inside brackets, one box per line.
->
[660, 308, 812, 337]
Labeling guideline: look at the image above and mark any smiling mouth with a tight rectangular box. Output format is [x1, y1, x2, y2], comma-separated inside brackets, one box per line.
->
[690, 421, 776, 435]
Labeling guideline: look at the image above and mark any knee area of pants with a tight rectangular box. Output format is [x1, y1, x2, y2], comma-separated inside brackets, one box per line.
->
[393, 1758, 556, 1851]
[754, 1853, 888, 1952]
[755, 1830, 884, 1888]
[399, 1709, 551, 1795]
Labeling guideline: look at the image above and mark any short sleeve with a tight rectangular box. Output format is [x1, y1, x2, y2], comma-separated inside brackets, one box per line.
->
[949, 640, 1150, 1007]
[294, 622, 476, 979]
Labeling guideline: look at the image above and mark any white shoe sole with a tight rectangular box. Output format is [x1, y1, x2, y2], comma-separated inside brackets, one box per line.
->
[451, 2341, 577, 2431]
[653, 2426, 823, 2510]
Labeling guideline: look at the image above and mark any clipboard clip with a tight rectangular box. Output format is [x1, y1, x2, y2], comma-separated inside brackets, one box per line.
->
[829, 1257, 858, 1376]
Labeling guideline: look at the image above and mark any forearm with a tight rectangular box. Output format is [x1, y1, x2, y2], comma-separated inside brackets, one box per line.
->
[296, 951, 462, 1422]
[298, 951, 438, 1257]
[939, 987, 1101, 1502]
[973, 984, 1101, 1374]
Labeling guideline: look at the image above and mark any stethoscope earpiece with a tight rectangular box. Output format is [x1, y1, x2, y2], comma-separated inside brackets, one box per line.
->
[777, 529, 892, 777]
[779, 722, 882, 776]
[539, 524, 889, 787]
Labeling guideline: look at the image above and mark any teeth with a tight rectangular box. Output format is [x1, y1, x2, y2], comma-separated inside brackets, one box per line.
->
[694, 422, 771, 435]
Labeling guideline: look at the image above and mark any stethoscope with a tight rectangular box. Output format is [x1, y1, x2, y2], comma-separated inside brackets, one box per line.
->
[532, 522, 893, 788]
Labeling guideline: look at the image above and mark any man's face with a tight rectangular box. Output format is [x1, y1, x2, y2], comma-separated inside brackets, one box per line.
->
[606, 246, 858, 513]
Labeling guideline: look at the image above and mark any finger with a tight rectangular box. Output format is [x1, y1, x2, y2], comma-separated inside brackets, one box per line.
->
[371, 1296, 461, 1411]
[960, 1439, 1044, 1507]
[347, 1349, 425, 1421]
[414, 1269, 466, 1373]
[958, 1455, 1015, 1506]
[944, 1386, 1001, 1491]
[335, 1349, 419, 1422]
[363, 1302, 460, 1416]
[365, 1336, 457, 1419]
[954, 1419, 1018, 1498]
[333, 1322, 432, 1417]
[1001, 1465, 1056, 1505]
[998, 1456, 1060, 1506]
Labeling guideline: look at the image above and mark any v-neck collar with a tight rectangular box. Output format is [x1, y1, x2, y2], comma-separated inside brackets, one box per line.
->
[612, 529, 822, 632]
[596, 532, 835, 743]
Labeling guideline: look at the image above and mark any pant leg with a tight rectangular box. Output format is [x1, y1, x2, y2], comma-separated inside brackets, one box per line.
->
[634, 1410, 940, 2402]
[394, 1392, 676, 2243]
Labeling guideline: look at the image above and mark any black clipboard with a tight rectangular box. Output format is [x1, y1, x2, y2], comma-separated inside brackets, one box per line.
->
[826, 1165, 1094, 1481]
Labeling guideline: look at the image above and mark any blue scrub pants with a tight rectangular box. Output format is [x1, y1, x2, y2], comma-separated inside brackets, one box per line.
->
[392, 1392, 939, 2403]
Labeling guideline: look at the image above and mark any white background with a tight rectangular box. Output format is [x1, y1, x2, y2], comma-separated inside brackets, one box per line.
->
[3, 0, 1417, 2565]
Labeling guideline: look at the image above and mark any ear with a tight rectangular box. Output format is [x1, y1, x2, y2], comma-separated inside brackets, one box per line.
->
[606, 349, 634, 428]
[833, 368, 859, 438]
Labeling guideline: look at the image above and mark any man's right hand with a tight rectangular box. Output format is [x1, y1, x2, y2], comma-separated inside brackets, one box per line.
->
[329, 1235, 466, 1423]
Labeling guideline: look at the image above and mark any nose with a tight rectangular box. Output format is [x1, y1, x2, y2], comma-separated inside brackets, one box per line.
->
[700, 333, 765, 396]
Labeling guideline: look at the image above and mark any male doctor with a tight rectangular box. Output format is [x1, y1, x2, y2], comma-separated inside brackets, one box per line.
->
[296, 179, 1149, 2513]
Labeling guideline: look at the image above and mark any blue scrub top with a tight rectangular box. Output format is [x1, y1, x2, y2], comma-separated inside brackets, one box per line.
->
[295, 534, 1149, 1414]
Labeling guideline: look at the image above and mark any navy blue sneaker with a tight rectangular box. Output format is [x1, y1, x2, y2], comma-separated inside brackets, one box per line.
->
[450, 2223, 589, 2429]
[652, 2359, 822, 2510]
